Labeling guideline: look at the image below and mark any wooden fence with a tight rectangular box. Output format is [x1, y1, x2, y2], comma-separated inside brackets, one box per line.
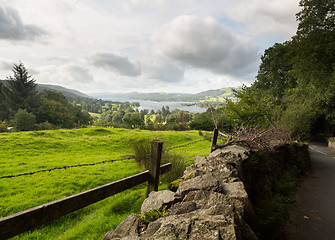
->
[0, 141, 171, 240]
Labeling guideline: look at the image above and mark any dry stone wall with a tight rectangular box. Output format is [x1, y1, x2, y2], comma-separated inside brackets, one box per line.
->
[102, 143, 309, 240]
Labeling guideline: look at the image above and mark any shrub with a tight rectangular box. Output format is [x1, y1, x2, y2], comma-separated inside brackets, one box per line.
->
[36, 121, 59, 130]
[161, 152, 188, 183]
[139, 206, 167, 225]
[130, 138, 151, 169]
[130, 139, 188, 183]
[0, 121, 8, 132]
[12, 109, 36, 131]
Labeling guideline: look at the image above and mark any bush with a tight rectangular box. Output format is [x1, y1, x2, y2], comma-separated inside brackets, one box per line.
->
[36, 121, 59, 130]
[0, 121, 8, 132]
[161, 152, 188, 183]
[130, 138, 151, 169]
[12, 109, 36, 131]
[130, 138, 188, 183]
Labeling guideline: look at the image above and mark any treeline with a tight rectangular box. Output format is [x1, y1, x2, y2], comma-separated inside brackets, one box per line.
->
[96, 105, 200, 131]
[0, 63, 92, 131]
[0, 62, 216, 132]
[217, 0, 335, 140]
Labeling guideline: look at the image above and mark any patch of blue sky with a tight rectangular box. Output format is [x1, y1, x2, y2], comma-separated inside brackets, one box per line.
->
[217, 16, 246, 35]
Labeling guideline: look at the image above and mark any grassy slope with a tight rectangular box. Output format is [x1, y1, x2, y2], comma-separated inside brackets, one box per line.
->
[0, 127, 211, 239]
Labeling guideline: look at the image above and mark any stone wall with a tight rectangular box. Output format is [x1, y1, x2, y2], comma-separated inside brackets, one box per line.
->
[102, 143, 310, 240]
[329, 141, 335, 149]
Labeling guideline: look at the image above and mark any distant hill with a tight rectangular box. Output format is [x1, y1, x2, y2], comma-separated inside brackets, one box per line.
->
[0, 80, 91, 101]
[92, 88, 235, 102]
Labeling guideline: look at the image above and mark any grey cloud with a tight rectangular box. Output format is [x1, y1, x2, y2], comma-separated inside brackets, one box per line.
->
[90, 53, 141, 77]
[0, 60, 13, 71]
[66, 65, 94, 83]
[0, 7, 47, 41]
[152, 16, 259, 77]
[142, 59, 184, 83]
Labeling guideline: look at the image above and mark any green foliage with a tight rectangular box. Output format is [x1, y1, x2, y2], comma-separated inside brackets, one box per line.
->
[189, 112, 215, 131]
[1, 62, 38, 119]
[35, 121, 59, 130]
[254, 42, 297, 99]
[140, 206, 167, 225]
[12, 109, 36, 131]
[130, 138, 189, 183]
[168, 172, 194, 192]
[0, 121, 9, 132]
[161, 152, 188, 183]
[251, 1, 335, 139]
[36, 90, 92, 129]
[130, 138, 151, 169]
[224, 86, 277, 128]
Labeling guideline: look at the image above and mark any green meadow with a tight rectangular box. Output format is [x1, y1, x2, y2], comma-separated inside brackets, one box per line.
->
[0, 127, 211, 239]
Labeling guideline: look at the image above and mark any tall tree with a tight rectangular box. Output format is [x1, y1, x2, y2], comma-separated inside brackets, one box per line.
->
[0, 82, 10, 121]
[2, 62, 38, 116]
[293, 0, 335, 88]
[254, 42, 297, 99]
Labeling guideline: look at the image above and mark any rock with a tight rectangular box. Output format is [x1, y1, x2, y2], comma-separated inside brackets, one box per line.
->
[145, 214, 238, 240]
[222, 182, 248, 202]
[165, 201, 197, 216]
[101, 214, 141, 240]
[141, 190, 181, 214]
[103, 144, 261, 240]
[177, 174, 222, 196]
[208, 145, 249, 160]
[193, 156, 207, 166]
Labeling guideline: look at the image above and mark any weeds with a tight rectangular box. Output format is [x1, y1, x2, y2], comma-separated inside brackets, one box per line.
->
[139, 206, 167, 225]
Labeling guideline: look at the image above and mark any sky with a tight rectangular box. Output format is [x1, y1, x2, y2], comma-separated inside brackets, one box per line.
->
[0, 0, 301, 95]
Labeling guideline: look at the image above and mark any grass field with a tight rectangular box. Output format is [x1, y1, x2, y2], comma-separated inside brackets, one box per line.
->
[0, 127, 212, 239]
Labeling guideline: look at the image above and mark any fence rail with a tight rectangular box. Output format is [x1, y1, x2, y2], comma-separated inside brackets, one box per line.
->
[0, 141, 171, 240]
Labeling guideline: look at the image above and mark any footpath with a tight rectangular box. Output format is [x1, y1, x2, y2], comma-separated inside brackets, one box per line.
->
[289, 142, 335, 239]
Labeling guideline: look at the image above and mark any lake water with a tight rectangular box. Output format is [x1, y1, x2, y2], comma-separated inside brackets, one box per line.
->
[106, 98, 207, 113]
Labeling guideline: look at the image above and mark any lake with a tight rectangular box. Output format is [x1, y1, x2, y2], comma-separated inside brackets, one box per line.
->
[106, 98, 207, 113]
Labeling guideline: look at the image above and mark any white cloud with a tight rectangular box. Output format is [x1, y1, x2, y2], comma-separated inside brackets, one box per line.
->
[152, 16, 259, 77]
[222, 0, 300, 37]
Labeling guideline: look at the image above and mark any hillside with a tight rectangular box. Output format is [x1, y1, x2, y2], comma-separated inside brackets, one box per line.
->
[0, 80, 91, 101]
[91, 88, 235, 102]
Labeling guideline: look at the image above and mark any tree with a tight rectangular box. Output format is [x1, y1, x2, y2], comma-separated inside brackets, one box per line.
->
[189, 112, 215, 131]
[254, 42, 297, 99]
[2, 63, 38, 116]
[293, 0, 335, 88]
[0, 82, 10, 121]
[36, 90, 92, 128]
[12, 109, 36, 131]
[224, 86, 277, 128]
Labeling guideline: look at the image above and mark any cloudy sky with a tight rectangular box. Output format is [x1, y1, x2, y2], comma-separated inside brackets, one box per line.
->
[0, 0, 300, 95]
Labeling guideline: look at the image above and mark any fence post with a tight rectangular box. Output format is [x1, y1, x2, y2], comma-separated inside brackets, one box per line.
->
[146, 141, 163, 197]
[211, 128, 218, 152]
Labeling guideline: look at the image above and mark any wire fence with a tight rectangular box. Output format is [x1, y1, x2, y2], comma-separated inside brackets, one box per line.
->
[0, 137, 210, 179]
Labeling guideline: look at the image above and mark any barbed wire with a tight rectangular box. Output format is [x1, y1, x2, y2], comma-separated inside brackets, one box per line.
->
[164, 138, 209, 151]
[0, 137, 211, 179]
